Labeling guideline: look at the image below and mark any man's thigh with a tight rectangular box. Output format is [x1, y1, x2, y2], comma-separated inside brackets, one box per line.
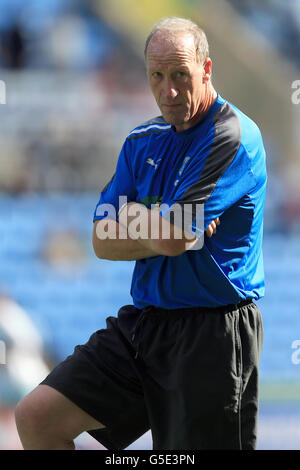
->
[15, 383, 104, 447]
[38, 305, 150, 449]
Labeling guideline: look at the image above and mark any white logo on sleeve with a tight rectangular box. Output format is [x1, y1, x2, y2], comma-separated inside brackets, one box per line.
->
[146, 158, 161, 170]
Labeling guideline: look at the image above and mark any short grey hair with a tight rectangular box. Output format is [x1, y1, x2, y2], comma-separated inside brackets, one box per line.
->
[144, 17, 209, 63]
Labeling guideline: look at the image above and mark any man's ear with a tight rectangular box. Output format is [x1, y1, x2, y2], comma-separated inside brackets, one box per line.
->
[202, 57, 212, 83]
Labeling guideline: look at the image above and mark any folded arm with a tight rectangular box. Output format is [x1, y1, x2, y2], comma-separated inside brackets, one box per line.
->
[92, 219, 158, 261]
[93, 202, 219, 261]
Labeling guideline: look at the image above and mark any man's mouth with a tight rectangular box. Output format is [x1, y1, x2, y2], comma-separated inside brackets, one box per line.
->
[162, 104, 182, 108]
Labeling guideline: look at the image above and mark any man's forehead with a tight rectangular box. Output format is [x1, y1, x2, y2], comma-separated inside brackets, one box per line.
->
[146, 32, 197, 65]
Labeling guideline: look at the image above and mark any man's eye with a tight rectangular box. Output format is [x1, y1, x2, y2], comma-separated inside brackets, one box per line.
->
[176, 71, 186, 78]
[152, 72, 162, 78]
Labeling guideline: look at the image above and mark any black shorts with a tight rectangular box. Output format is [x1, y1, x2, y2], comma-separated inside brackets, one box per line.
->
[40, 299, 263, 450]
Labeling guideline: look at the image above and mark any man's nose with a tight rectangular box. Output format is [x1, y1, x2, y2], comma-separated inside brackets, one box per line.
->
[161, 79, 178, 99]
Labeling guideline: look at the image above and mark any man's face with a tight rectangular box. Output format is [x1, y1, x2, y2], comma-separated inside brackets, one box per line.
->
[146, 32, 211, 131]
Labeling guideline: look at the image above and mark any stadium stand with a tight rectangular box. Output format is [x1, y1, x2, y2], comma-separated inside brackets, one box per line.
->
[227, 0, 300, 69]
[0, 193, 299, 380]
[1, 192, 300, 449]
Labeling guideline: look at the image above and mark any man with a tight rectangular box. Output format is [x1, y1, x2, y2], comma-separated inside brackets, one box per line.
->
[15, 17, 266, 450]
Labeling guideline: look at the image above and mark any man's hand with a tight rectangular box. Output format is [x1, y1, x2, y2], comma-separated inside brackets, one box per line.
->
[205, 217, 220, 238]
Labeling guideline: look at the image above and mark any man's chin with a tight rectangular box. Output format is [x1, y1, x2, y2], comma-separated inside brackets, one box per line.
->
[161, 113, 187, 126]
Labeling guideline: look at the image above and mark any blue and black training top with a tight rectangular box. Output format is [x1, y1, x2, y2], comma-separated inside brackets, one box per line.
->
[94, 94, 267, 309]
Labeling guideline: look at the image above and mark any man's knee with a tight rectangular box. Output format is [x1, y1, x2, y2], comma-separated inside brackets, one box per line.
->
[16, 394, 40, 433]
[15, 387, 56, 441]
[15, 384, 103, 449]
[15, 385, 76, 449]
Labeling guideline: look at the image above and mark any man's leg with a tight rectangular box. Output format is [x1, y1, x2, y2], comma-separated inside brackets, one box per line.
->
[239, 302, 264, 449]
[15, 307, 150, 450]
[15, 384, 104, 450]
[137, 300, 262, 449]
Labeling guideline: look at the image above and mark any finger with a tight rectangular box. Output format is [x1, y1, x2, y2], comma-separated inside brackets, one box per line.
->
[207, 220, 216, 236]
[216, 217, 220, 225]
[206, 225, 213, 237]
